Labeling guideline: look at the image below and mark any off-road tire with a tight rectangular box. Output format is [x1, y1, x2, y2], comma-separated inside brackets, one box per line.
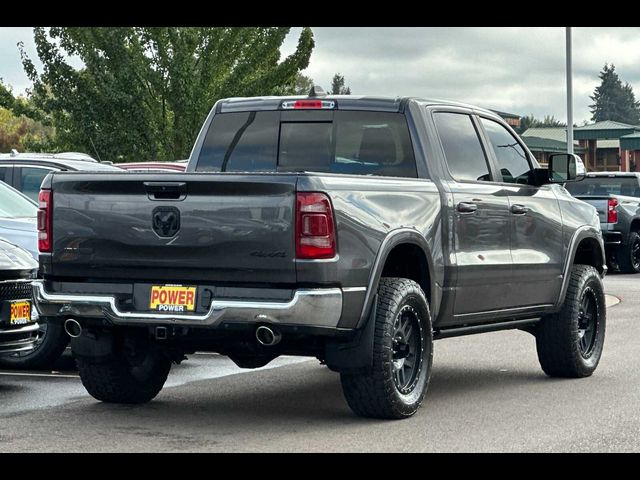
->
[340, 278, 433, 419]
[76, 342, 171, 404]
[618, 231, 640, 274]
[536, 265, 606, 378]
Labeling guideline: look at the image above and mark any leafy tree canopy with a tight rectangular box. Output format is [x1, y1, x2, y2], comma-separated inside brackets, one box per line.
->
[0, 106, 55, 153]
[21, 27, 315, 162]
[519, 114, 567, 133]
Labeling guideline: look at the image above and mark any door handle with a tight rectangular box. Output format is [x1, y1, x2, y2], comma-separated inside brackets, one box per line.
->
[457, 202, 478, 214]
[511, 204, 530, 215]
[143, 182, 187, 200]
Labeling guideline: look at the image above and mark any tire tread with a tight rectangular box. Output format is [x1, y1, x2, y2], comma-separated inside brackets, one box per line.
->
[76, 353, 170, 404]
[536, 264, 605, 378]
[341, 278, 432, 419]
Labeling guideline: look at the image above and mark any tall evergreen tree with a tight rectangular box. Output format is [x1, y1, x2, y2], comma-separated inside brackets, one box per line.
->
[330, 73, 351, 95]
[590, 64, 640, 125]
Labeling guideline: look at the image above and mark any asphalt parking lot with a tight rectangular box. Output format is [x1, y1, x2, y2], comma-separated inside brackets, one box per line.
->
[0, 273, 637, 452]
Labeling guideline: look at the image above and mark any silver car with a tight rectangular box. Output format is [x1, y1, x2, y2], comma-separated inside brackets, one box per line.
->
[0, 181, 37, 258]
[0, 238, 39, 356]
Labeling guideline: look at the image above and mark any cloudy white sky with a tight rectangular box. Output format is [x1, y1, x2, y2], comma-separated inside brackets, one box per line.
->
[2, 27, 640, 124]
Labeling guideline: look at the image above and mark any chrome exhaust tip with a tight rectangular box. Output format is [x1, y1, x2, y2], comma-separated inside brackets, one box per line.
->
[255, 325, 281, 347]
[64, 319, 82, 338]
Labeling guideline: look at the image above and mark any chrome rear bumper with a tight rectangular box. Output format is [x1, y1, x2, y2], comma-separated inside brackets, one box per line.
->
[33, 280, 343, 328]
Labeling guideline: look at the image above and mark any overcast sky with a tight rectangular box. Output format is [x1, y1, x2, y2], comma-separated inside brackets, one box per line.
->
[2, 27, 640, 124]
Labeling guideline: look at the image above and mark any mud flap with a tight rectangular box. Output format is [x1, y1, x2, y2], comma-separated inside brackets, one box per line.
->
[324, 295, 377, 374]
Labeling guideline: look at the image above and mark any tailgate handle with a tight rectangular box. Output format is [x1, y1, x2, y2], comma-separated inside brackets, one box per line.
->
[143, 182, 187, 200]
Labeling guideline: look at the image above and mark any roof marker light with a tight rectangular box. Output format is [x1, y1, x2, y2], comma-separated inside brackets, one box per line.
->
[281, 100, 336, 110]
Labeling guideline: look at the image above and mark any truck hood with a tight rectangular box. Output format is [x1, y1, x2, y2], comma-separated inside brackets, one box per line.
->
[0, 237, 38, 273]
[0, 216, 37, 233]
[0, 217, 38, 260]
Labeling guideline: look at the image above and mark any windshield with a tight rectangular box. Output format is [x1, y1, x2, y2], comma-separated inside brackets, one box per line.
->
[196, 110, 418, 178]
[0, 182, 38, 218]
[566, 176, 640, 197]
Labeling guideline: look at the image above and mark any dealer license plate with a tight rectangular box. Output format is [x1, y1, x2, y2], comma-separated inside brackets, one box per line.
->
[149, 285, 196, 313]
[10, 301, 32, 325]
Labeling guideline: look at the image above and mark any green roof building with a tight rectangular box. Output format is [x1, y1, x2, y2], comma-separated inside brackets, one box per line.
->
[574, 121, 640, 172]
[520, 128, 584, 166]
[521, 122, 640, 172]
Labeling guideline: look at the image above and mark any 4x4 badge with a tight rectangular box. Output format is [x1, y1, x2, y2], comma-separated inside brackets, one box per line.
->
[152, 207, 180, 237]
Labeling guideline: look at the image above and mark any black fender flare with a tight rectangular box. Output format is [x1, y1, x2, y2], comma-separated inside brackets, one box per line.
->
[325, 229, 437, 373]
[357, 228, 437, 329]
[555, 225, 606, 310]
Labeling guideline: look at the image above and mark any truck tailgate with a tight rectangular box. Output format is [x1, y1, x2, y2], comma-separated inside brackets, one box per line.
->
[49, 173, 297, 284]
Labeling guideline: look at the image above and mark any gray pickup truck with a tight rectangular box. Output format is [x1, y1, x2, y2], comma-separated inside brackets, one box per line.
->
[33, 92, 607, 419]
[566, 172, 640, 273]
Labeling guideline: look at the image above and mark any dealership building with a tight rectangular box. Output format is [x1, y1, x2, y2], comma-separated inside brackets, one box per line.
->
[518, 121, 640, 172]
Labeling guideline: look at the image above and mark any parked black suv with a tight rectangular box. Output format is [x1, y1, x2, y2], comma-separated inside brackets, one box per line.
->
[34, 92, 607, 419]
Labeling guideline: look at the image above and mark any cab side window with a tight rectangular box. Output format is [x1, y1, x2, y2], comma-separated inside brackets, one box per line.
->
[433, 112, 492, 182]
[480, 118, 532, 185]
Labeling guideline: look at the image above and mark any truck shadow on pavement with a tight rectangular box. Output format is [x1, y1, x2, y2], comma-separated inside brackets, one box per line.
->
[73, 362, 564, 427]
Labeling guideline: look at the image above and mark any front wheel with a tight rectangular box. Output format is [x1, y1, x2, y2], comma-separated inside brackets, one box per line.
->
[535, 265, 606, 378]
[0, 319, 69, 370]
[340, 278, 433, 419]
[618, 231, 640, 273]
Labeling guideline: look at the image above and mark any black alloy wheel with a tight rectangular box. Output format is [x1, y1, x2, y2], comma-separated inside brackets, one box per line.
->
[392, 305, 424, 395]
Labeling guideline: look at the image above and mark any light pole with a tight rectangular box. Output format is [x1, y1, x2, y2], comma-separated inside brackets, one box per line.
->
[566, 27, 574, 155]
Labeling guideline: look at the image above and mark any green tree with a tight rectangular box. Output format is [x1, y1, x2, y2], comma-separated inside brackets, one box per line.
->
[519, 114, 566, 133]
[0, 106, 55, 153]
[20, 27, 315, 162]
[589, 63, 640, 125]
[0, 80, 55, 152]
[293, 73, 314, 95]
[330, 73, 351, 95]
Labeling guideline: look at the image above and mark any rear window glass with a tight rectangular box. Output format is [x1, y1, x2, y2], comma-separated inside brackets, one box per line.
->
[565, 176, 640, 197]
[196, 110, 417, 178]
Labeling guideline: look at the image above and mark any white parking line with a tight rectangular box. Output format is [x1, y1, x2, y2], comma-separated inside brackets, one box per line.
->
[0, 371, 79, 379]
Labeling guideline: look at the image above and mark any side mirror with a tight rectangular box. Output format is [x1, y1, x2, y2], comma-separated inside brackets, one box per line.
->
[548, 153, 586, 183]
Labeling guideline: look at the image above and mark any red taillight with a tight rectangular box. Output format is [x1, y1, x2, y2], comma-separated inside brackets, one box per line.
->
[608, 198, 618, 224]
[294, 100, 322, 109]
[296, 192, 336, 259]
[281, 99, 336, 110]
[38, 189, 52, 253]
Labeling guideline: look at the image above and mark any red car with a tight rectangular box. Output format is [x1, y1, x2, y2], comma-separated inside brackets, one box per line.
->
[118, 162, 187, 173]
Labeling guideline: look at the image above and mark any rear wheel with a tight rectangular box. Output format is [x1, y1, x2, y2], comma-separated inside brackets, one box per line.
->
[0, 319, 69, 370]
[535, 265, 606, 377]
[340, 278, 433, 419]
[75, 333, 171, 404]
[618, 231, 640, 273]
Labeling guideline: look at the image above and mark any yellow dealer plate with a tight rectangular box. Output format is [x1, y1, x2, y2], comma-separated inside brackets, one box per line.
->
[10, 301, 31, 325]
[149, 285, 196, 313]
